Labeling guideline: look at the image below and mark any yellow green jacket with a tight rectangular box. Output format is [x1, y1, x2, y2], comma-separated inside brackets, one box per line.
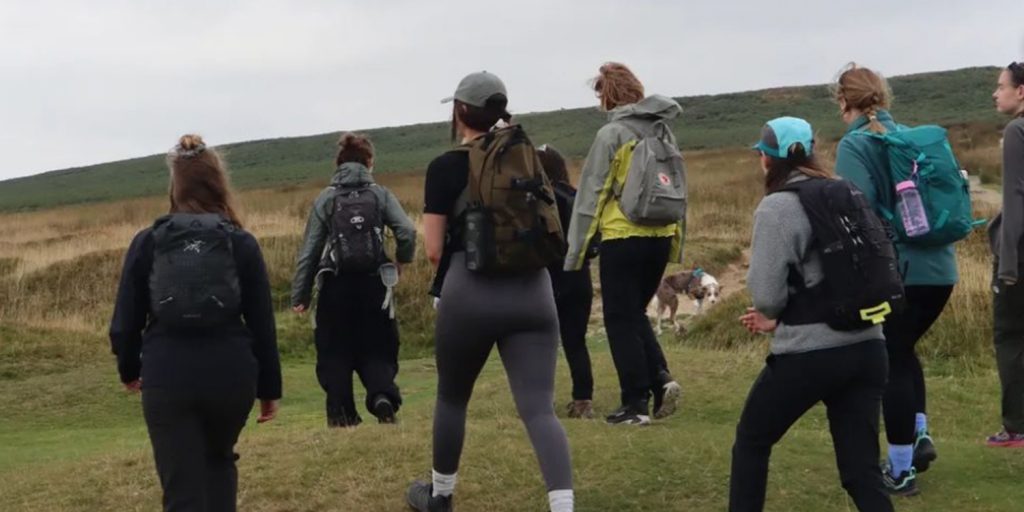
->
[564, 95, 685, 271]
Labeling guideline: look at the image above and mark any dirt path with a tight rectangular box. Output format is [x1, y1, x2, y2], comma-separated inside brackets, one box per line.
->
[970, 175, 1002, 211]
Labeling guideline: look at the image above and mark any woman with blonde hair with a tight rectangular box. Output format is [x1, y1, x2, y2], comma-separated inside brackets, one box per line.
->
[833, 63, 959, 496]
[110, 134, 282, 511]
[564, 62, 684, 425]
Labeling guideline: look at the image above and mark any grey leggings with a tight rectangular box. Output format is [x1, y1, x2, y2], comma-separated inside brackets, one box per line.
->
[432, 252, 573, 492]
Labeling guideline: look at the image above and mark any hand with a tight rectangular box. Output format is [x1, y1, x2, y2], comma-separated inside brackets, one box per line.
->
[123, 379, 142, 393]
[739, 307, 777, 334]
[257, 399, 279, 423]
[432, 297, 440, 310]
[292, 304, 307, 314]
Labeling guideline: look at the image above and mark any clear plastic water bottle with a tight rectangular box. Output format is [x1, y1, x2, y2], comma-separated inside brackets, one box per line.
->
[896, 180, 930, 237]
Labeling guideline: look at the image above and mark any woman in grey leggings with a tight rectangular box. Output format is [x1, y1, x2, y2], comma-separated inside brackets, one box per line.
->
[406, 71, 574, 512]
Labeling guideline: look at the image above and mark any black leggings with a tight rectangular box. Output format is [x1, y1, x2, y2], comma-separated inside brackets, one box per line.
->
[552, 267, 595, 401]
[730, 340, 892, 512]
[315, 273, 401, 421]
[599, 237, 672, 408]
[882, 285, 953, 445]
[432, 252, 573, 492]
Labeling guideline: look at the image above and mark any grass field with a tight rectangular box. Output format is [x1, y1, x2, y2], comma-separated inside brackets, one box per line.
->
[0, 110, 1017, 509]
[2, 344, 1023, 511]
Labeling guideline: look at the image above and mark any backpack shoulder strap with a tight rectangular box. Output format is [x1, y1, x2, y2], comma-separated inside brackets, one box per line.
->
[615, 119, 646, 139]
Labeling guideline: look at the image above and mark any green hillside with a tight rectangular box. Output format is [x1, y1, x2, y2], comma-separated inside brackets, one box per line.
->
[0, 66, 1004, 211]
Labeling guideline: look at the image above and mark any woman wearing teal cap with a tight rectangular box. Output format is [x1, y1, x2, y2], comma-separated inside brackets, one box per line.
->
[730, 117, 893, 512]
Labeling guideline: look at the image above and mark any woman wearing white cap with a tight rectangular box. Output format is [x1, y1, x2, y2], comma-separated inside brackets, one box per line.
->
[406, 71, 574, 512]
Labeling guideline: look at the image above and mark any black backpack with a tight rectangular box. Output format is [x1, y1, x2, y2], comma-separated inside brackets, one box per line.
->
[776, 178, 906, 331]
[149, 213, 242, 329]
[329, 185, 386, 273]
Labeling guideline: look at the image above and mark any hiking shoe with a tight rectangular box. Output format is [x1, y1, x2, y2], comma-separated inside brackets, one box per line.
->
[986, 429, 1024, 447]
[327, 414, 362, 428]
[653, 381, 682, 419]
[605, 405, 651, 426]
[372, 395, 397, 424]
[566, 400, 594, 419]
[406, 481, 453, 512]
[883, 466, 920, 497]
[913, 431, 938, 473]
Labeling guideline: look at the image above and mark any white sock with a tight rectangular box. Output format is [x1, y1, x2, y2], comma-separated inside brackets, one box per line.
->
[432, 469, 456, 498]
[915, 413, 928, 434]
[549, 489, 574, 512]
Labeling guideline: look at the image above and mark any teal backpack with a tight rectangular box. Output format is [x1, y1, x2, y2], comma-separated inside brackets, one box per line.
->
[862, 125, 982, 246]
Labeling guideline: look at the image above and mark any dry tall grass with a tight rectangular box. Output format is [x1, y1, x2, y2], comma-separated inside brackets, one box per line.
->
[0, 144, 1004, 372]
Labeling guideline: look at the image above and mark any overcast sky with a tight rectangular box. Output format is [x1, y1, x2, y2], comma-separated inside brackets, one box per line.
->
[0, 0, 1019, 181]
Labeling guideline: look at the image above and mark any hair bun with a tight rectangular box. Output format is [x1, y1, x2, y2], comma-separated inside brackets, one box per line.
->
[338, 132, 358, 148]
[172, 134, 207, 158]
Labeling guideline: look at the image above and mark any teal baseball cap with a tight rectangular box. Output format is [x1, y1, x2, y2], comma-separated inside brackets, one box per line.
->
[753, 117, 814, 159]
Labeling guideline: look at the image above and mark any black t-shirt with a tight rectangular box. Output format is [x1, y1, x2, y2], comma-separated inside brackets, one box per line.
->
[423, 150, 470, 297]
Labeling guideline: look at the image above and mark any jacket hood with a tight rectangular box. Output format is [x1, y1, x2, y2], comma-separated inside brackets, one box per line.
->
[609, 94, 683, 122]
[331, 162, 375, 187]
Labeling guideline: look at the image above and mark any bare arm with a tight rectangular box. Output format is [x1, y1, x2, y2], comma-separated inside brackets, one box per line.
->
[423, 213, 447, 269]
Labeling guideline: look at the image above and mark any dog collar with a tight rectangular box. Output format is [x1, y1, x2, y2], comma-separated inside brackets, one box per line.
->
[692, 268, 705, 279]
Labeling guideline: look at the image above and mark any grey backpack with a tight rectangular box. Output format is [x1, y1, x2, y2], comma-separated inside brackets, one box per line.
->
[614, 120, 687, 226]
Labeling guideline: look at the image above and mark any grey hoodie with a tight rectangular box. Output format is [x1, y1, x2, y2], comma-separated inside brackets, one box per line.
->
[290, 162, 416, 307]
[564, 95, 685, 270]
[747, 174, 883, 355]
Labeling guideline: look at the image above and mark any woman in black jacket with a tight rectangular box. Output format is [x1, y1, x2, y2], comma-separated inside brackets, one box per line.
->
[110, 134, 282, 512]
[538, 144, 595, 419]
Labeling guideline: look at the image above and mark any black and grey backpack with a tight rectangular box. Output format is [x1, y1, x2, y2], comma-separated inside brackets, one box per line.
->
[327, 184, 387, 273]
[149, 213, 241, 329]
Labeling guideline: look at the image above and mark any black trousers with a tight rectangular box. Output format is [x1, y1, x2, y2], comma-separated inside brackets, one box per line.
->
[881, 285, 953, 445]
[142, 376, 256, 512]
[552, 266, 595, 401]
[730, 340, 892, 512]
[315, 272, 401, 422]
[599, 237, 672, 408]
[994, 261, 1024, 432]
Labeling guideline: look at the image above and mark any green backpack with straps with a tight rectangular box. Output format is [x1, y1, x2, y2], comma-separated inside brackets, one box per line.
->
[862, 125, 982, 246]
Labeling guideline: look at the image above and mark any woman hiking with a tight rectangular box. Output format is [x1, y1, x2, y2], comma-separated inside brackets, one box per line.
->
[110, 134, 282, 512]
[564, 62, 684, 426]
[291, 132, 416, 427]
[729, 117, 893, 512]
[406, 71, 575, 512]
[833, 63, 959, 495]
[538, 144, 596, 419]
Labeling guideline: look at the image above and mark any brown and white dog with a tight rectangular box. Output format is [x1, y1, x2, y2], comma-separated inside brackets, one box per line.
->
[651, 268, 722, 334]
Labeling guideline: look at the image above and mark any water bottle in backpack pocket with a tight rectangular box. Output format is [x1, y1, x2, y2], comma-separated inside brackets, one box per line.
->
[895, 179, 930, 237]
[865, 125, 982, 245]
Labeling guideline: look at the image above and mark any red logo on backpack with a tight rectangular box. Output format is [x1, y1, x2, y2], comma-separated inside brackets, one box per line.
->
[658, 172, 671, 186]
